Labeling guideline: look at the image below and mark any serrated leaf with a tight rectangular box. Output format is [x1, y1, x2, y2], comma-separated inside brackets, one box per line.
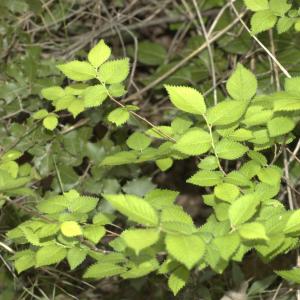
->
[33, 109, 48, 120]
[173, 128, 211, 155]
[100, 151, 138, 166]
[60, 221, 82, 237]
[88, 39, 111, 68]
[126, 132, 151, 151]
[83, 224, 105, 243]
[165, 234, 205, 269]
[244, 0, 269, 11]
[83, 263, 126, 279]
[243, 110, 273, 127]
[108, 107, 130, 126]
[226, 64, 257, 101]
[284, 210, 300, 236]
[276, 268, 300, 284]
[156, 158, 173, 171]
[247, 150, 267, 166]
[215, 139, 248, 160]
[43, 115, 58, 131]
[197, 156, 219, 170]
[238, 222, 268, 241]
[68, 195, 99, 213]
[229, 194, 260, 226]
[41, 86, 65, 101]
[57, 61, 96, 81]
[285, 77, 300, 94]
[121, 229, 160, 254]
[14, 250, 35, 273]
[251, 10, 277, 34]
[98, 58, 130, 84]
[121, 258, 159, 279]
[257, 166, 281, 186]
[104, 194, 159, 226]
[213, 233, 240, 260]
[144, 189, 178, 209]
[67, 248, 87, 270]
[269, 0, 291, 17]
[187, 170, 223, 187]
[277, 16, 294, 33]
[37, 196, 68, 214]
[164, 85, 206, 115]
[214, 183, 240, 203]
[267, 117, 295, 137]
[36, 244, 67, 267]
[68, 99, 85, 118]
[83, 85, 107, 107]
[137, 41, 167, 65]
[168, 266, 189, 296]
[207, 100, 247, 125]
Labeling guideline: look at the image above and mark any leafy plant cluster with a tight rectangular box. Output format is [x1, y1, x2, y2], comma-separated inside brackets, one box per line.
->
[245, 0, 300, 34]
[3, 37, 300, 296]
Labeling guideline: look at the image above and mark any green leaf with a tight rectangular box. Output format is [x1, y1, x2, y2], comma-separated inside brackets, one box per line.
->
[121, 258, 159, 279]
[88, 39, 111, 68]
[68, 99, 85, 118]
[33, 109, 49, 120]
[168, 266, 189, 296]
[226, 64, 257, 101]
[173, 128, 211, 155]
[108, 83, 126, 97]
[83, 85, 108, 107]
[165, 234, 205, 269]
[187, 170, 223, 187]
[57, 61, 96, 81]
[215, 139, 248, 160]
[67, 194, 99, 213]
[244, 0, 269, 11]
[41, 86, 65, 101]
[207, 100, 247, 126]
[276, 269, 300, 284]
[229, 194, 260, 226]
[108, 108, 130, 126]
[83, 263, 126, 279]
[243, 110, 273, 127]
[83, 224, 106, 243]
[267, 117, 295, 137]
[269, 0, 291, 17]
[100, 151, 138, 166]
[104, 194, 159, 226]
[43, 115, 58, 131]
[251, 10, 277, 34]
[197, 156, 219, 170]
[277, 16, 294, 33]
[284, 210, 300, 235]
[213, 234, 240, 260]
[214, 183, 240, 203]
[164, 85, 206, 115]
[67, 248, 87, 270]
[247, 150, 267, 166]
[98, 58, 130, 84]
[285, 77, 300, 94]
[14, 250, 36, 273]
[126, 132, 151, 151]
[156, 158, 173, 171]
[144, 189, 179, 209]
[37, 196, 68, 213]
[238, 222, 268, 241]
[36, 244, 67, 267]
[137, 41, 167, 65]
[257, 166, 281, 186]
[60, 221, 82, 237]
[121, 229, 160, 254]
